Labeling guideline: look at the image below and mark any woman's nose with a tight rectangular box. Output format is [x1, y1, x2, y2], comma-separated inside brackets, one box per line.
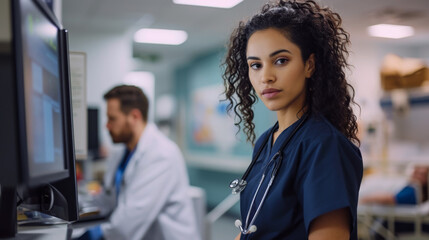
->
[261, 66, 275, 83]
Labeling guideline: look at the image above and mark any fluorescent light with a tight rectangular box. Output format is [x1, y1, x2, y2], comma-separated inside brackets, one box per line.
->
[367, 24, 414, 39]
[173, 0, 243, 9]
[134, 28, 188, 45]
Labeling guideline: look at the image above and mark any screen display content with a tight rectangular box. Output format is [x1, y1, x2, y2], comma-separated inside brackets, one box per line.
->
[21, 0, 65, 178]
[0, 1, 79, 238]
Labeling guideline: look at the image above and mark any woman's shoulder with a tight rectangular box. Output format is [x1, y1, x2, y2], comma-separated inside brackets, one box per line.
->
[304, 115, 337, 136]
[301, 114, 359, 151]
[298, 115, 363, 173]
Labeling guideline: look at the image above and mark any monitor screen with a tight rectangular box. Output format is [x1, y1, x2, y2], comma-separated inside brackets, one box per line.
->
[20, 0, 65, 178]
[0, 1, 78, 237]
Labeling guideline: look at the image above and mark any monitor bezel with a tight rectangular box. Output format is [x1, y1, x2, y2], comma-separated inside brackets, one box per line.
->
[13, 0, 70, 187]
[49, 28, 79, 221]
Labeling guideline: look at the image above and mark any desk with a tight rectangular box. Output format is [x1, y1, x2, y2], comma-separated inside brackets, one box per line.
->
[69, 217, 109, 239]
[2, 224, 70, 240]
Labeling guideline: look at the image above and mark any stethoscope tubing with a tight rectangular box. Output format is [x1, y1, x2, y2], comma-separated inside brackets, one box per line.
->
[240, 113, 308, 183]
[244, 161, 277, 232]
[234, 113, 309, 235]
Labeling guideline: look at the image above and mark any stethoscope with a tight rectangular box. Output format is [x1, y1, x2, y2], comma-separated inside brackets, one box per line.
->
[229, 113, 308, 235]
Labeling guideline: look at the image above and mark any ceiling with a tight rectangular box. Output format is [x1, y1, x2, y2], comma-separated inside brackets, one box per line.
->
[61, 0, 429, 70]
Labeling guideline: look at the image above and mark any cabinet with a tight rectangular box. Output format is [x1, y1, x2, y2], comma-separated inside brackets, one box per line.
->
[380, 87, 429, 143]
[376, 87, 429, 167]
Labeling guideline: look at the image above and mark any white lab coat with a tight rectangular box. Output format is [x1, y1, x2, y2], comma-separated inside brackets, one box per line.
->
[101, 123, 200, 240]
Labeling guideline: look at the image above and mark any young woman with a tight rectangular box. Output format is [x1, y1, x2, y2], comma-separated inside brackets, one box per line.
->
[223, 0, 363, 239]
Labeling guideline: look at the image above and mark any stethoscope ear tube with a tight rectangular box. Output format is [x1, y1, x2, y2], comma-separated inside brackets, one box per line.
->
[230, 122, 278, 195]
[231, 113, 309, 235]
[242, 122, 277, 180]
[231, 113, 308, 194]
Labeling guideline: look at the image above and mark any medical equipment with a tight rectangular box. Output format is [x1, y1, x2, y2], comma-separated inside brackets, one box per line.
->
[230, 114, 308, 235]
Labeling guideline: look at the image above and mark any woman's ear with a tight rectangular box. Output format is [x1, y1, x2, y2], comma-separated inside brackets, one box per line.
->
[305, 54, 315, 78]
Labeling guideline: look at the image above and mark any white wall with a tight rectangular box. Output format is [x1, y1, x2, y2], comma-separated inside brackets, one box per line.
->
[349, 40, 383, 123]
[66, 29, 175, 147]
[68, 32, 134, 105]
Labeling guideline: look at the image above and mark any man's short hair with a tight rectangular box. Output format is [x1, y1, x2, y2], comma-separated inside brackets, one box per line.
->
[103, 85, 149, 122]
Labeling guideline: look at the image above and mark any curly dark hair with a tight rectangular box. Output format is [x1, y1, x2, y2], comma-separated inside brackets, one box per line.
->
[222, 0, 359, 145]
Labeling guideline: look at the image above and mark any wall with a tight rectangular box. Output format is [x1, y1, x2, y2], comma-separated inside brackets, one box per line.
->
[174, 49, 244, 215]
[66, 28, 175, 148]
[174, 48, 278, 215]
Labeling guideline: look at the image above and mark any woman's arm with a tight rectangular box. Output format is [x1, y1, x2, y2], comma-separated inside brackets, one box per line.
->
[234, 233, 241, 240]
[308, 207, 350, 240]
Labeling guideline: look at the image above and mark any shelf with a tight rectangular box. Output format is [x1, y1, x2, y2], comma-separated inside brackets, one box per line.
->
[380, 86, 429, 108]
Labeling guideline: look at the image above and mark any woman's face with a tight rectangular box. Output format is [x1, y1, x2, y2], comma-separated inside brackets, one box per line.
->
[246, 28, 314, 113]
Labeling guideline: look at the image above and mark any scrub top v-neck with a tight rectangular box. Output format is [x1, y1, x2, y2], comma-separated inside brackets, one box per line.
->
[239, 114, 363, 240]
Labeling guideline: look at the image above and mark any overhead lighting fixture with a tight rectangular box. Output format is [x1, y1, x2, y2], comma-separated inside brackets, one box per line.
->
[173, 0, 243, 9]
[134, 28, 188, 45]
[367, 24, 414, 39]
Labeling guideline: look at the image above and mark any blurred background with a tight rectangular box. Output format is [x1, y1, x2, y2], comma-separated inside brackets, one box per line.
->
[54, 0, 429, 239]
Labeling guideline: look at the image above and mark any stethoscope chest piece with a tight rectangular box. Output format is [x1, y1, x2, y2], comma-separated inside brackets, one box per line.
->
[230, 179, 247, 194]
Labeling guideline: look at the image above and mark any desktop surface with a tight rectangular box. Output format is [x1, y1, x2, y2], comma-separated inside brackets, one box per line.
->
[11, 224, 70, 240]
[76, 182, 113, 223]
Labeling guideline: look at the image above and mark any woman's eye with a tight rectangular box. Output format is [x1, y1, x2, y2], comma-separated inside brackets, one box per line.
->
[250, 63, 261, 70]
[275, 58, 288, 65]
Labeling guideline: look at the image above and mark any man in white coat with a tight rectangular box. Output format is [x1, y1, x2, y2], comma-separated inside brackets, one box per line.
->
[83, 85, 200, 240]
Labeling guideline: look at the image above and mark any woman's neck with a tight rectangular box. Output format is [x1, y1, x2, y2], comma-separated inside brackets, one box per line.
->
[276, 107, 306, 133]
[273, 107, 307, 145]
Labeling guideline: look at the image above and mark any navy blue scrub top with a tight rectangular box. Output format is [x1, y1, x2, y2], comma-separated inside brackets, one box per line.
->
[240, 114, 363, 240]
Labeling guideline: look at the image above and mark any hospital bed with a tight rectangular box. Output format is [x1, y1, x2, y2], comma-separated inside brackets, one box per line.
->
[358, 200, 429, 240]
[358, 168, 429, 240]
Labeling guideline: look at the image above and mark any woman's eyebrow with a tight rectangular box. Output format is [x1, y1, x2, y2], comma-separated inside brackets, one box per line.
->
[269, 49, 291, 57]
[247, 56, 260, 60]
[247, 49, 292, 60]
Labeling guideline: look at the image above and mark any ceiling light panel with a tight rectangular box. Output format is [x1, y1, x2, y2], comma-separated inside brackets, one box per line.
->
[367, 24, 414, 39]
[173, 0, 243, 9]
[134, 28, 188, 45]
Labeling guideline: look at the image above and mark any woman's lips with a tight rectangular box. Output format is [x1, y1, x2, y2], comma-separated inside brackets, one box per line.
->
[262, 88, 281, 98]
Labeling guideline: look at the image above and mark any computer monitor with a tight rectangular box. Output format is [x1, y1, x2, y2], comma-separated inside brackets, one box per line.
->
[0, 0, 78, 237]
[88, 107, 101, 159]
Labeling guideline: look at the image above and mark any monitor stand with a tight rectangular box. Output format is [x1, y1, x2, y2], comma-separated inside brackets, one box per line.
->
[0, 186, 17, 238]
[0, 184, 69, 239]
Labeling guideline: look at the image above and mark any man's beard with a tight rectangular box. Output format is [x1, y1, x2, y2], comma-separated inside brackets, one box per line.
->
[110, 123, 133, 144]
